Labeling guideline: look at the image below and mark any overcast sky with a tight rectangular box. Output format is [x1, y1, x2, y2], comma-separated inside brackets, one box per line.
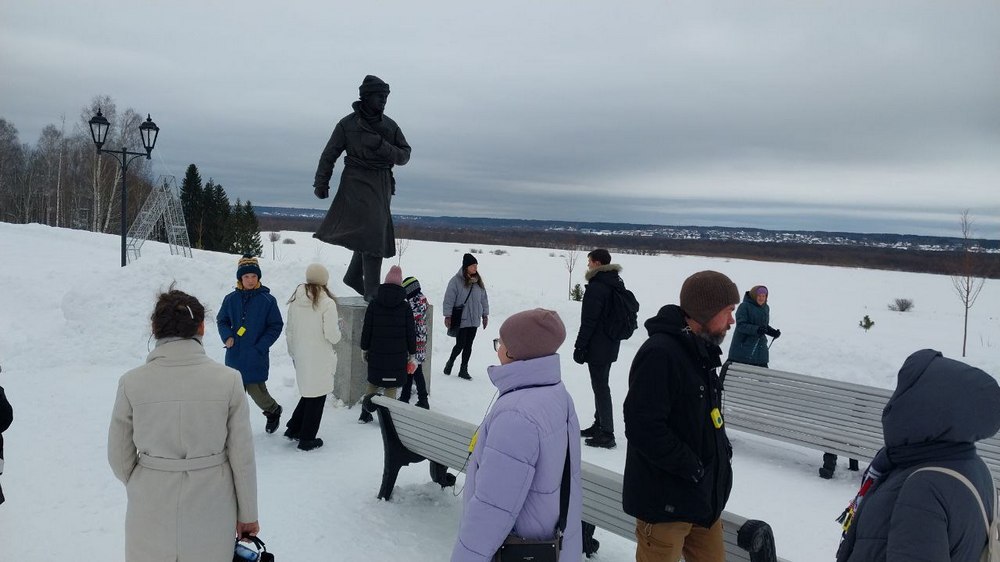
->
[2, 0, 998, 237]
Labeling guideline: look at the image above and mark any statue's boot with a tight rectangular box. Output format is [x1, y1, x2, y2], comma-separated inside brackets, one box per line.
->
[362, 253, 382, 302]
[343, 252, 365, 296]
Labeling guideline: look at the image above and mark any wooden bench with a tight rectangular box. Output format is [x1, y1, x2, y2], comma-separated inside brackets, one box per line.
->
[720, 362, 1000, 480]
[368, 394, 786, 562]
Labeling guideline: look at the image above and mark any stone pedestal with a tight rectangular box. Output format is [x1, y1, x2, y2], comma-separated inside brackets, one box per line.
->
[333, 296, 433, 406]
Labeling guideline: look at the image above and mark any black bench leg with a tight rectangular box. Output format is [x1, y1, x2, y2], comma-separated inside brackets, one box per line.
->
[372, 396, 427, 500]
[848, 458, 860, 471]
[737, 520, 777, 562]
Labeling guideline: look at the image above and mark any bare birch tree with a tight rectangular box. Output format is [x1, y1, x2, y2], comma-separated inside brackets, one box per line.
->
[395, 237, 410, 266]
[951, 210, 985, 357]
[564, 250, 580, 300]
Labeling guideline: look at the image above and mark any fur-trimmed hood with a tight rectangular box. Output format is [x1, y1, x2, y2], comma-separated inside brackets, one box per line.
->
[585, 263, 622, 281]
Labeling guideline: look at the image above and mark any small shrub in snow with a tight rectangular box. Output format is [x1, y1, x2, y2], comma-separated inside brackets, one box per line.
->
[859, 315, 875, 331]
[282, 238, 296, 244]
[570, 283, 584, 301]
[491, 249, 508, 256]
[888, 298, 914, 312]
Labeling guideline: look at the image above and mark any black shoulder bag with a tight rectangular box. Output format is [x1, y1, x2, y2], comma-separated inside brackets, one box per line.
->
[448, 287, 473, 338]
[492, 444, 570, 562]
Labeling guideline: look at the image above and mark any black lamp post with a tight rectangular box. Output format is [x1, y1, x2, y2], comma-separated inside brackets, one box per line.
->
[88, 109, 160, 267]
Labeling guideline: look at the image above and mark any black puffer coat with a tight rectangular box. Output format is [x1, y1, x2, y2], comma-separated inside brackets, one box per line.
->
[360, 283, 416, 388]
[313, 100, 411, 257]
[622, 305, 733, 527]
[837, 349, 1000, 562]
[573, 264, 624, 365]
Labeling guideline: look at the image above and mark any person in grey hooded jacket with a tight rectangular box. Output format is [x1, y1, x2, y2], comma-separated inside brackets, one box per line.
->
[835, 349, 1000, 562]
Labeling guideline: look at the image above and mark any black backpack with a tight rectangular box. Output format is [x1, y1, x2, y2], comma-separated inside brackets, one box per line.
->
[603, 282, 640, 341]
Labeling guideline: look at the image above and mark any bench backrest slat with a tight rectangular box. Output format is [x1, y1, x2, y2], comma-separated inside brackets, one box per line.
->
[723, 362, 1000, 481]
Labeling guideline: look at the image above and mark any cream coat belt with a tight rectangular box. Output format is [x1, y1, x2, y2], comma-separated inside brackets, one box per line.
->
[138, 451, 228, 472]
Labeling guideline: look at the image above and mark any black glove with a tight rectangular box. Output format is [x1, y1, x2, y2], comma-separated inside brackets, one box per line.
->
[314, 185, 329, 199]
[756, 325, 767, 336]
[573, 348, 587, 365]
[766, 326, 781, 339]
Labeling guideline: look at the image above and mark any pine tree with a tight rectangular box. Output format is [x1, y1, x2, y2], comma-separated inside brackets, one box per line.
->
[199, 180, 231, 251]
[179, 164, 203, 247]
[229, 199, 262, 257]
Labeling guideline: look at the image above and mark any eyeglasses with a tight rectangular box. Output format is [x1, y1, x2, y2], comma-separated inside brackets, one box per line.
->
[493, 338, 502, 352]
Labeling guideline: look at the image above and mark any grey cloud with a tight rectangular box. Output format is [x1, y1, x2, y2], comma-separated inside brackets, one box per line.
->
[1, 0, 997, 236]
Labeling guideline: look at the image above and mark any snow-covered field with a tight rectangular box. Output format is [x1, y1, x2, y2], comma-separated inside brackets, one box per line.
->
[0, 222, 997, 561]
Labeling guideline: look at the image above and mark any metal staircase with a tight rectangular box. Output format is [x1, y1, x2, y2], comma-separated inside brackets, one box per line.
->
[126, 176, 193, 263]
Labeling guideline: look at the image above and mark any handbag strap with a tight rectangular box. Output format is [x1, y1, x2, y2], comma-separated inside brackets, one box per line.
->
[909, 467, 992, 532]
[462, 286, 473, 305]
[499, 382, 572, 536]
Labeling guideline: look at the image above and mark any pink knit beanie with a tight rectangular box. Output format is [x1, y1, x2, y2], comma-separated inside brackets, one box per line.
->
[384, 265, 403, 286]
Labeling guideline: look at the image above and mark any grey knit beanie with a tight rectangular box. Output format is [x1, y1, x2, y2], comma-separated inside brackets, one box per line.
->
[499, 308, 566, 361]
[679, 271, 740, 326]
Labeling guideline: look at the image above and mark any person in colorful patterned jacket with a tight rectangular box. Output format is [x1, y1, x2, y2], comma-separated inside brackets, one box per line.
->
[399, 276, 430, 409]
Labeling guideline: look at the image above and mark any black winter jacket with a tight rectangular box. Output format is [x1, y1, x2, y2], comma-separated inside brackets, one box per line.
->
[360, 284, 417, 388]
[573, 265, 624, 365]
[837, 349, 1000, 562]
[622, 305, 733, 527]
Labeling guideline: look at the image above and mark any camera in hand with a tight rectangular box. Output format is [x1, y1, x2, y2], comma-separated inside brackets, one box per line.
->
[234, 542, 259, 561]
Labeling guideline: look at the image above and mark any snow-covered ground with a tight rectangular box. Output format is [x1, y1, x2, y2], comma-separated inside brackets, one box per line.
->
[0, 222, 997, 561]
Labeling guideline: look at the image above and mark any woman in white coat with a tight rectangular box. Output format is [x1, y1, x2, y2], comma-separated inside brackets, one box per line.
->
[285, 263, 342, 451]
[108, 288, 258, 562]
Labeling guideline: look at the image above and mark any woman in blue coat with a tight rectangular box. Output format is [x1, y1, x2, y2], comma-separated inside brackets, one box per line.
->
[727, 285, 779, 367]
[217, 255, 285, 433]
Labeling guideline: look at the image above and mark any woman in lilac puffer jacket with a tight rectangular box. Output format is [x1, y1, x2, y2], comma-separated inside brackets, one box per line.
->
[451, 308, 582, 562]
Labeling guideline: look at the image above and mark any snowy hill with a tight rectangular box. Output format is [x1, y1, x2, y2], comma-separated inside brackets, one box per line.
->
[0, 222, 997, 561]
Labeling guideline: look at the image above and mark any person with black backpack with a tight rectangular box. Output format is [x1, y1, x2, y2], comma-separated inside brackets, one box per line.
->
[572, 249, 638, 449]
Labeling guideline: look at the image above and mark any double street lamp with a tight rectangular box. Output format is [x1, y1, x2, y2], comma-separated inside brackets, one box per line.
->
[88, 109, 160, 267]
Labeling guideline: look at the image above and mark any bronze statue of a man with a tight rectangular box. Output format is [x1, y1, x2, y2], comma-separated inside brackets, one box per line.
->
[312, 75, 411, 301]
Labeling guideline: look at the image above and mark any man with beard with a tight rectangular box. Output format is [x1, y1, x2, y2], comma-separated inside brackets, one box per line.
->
[622, 271, 739, 562]
[313, 75, 411, 302]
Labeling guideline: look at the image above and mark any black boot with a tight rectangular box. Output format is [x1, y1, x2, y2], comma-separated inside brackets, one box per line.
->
[283, 427, 299, 440]
[581, 423, 601, 438]
[585, 432, 616, 449]
[343, 252, 365, 297]
[819, 453, 837, 479]
[297, 438, 324, 451]
[358, 409, 373, 424]
[443, 359, 454, 376]
[457, 370, 472, 380]
[415, 398, 430, 409]
[264, 405, 282, 434]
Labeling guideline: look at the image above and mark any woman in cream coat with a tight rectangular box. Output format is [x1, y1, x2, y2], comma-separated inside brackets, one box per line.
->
[284, 263, 342, 451]
[108, 289, 258, 562]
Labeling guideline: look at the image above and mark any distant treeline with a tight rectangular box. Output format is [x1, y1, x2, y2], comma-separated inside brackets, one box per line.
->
[259, 215, 1000, 279]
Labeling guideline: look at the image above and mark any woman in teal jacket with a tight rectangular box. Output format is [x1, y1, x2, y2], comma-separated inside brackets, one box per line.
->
[727, 285, 780, 367]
